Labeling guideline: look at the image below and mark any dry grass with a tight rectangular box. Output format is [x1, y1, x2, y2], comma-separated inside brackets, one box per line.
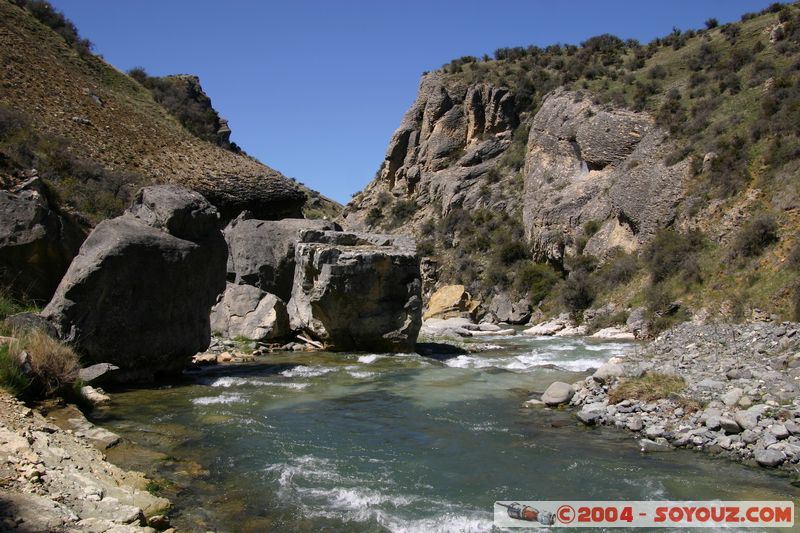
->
[608, 373, 687, 404]
[5, 330, 80, 398]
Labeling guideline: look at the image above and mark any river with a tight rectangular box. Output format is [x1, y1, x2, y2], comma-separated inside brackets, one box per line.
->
[93, 334, 799, 532]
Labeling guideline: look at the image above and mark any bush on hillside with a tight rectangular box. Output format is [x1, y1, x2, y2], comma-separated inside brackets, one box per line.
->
[16, 0, 92, 55]
[728, 213, 779, 260]
[560, 270, 595, 315]
[514, 262, 560, 303]
[641, 228, 705, 284]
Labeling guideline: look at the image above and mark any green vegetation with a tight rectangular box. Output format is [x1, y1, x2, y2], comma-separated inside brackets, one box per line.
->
[608, 373, 687, 404]
[0, 329, 80, 400]
[729, 213, 779, 261]
[12, 0, 92, 55]
[0, 105, 145, 223]
[127, 68, 240, 151]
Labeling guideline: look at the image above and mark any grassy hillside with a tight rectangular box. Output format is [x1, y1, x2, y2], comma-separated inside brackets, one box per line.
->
[0, 0, 340, 222]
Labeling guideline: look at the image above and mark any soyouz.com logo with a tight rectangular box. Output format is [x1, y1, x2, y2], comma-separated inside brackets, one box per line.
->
[493, 501, 794, 528]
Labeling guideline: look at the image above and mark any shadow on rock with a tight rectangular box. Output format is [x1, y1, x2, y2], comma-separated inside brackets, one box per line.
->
[415, 342, 468, 361]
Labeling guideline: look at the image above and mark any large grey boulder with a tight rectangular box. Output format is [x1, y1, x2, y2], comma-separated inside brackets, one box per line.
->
[488, 293, 531, 324]
[224, 216, 340, 301]
[287, 230, 422, 352]
[42, 185, 227, 380]
[0, 176, 86, 301]
[210, 283, 289, 341]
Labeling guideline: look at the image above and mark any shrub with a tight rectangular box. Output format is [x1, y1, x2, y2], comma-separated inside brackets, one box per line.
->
[2, 330, 80, 399]
[602, 250, 638, 285]
[728, 214, 779, 260]
[608, 373, 686, 404]
[365, 207, 383, 227]
[22, 0, 92, 55]
[498, 241, 528, 265]
[514, 262, 560, 303]
[642, 228, 704, 283]
[705, 18, 719, 30]
[389, 199, 416, 226]
[0, 107, 30, 140]
[560, 270, 595, 314]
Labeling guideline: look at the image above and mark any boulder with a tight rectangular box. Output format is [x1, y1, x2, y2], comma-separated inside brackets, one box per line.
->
[210, 283, 290, 341]
[0, 176, 86, 302]
[541, 381, 575, 406]
[423, 284, 478, 320]
[523, 314, 571, 336]
[42, 185, 227, 380]
[591, 327, 635, 340]
[287, 230, 422, 352]
[592, 362, 624, 383]
[224, 216, 340, 300]
[3, 312, 58, 338]
[754, 448, 785, 467]
[488, 293, 532, 324]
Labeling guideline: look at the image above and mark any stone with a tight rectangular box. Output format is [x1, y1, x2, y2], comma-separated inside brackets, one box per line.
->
[705, 416, 721, 431]
[591, 327, 635, 340]
[424, 284, 477, 321]
[645, 425, 665, 439]
[741, 429, 759, 444]
[627, 417, 644, 431]
[523, 399, 545, 408]
[721, 388, 744, 407]
[80, 386, 110, 406]
[78, 363, 121, 386]
[541, 382, 575, 406]
[754, 448, 785, 467]
[639, 438, 672, 452]
[576, 403, 605, 425]
[719, 417, 741, 434]
[287, 231, 422, 352]
[3, 312, 59, 338]
[0, 177, 86, 301]
[487, 293, 532, 324]
[734, 408, 762, 431]
[210, 283, 290, 341]
[42, 186, 227, 381]
[784, 420, 800, 435]
[770, 424, 790, 440]
[592, 363, 624, 383]
[224, 216, 339, 300]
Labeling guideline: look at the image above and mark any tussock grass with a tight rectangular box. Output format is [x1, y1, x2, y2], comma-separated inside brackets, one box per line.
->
[1, 329, 80, 399]
[608, 373, 686, 404]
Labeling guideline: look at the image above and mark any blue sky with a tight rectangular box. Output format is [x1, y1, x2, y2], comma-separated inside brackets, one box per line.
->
[50, 0, 778, 204]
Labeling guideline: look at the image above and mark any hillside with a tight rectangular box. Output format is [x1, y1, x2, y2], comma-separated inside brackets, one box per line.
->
[0, 0, 340, 222]
[342, 2, 800, 331]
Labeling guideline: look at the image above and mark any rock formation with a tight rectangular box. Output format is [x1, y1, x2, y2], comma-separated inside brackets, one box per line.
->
[42, 185, 227, 380]
[288, 230, 422, 352]
[210, 283, 290, 342]
[0, 176, 86, 302]
[522, 89, 689, 265]
[224, 216, 340, 300]
[341, 72, 518, 229]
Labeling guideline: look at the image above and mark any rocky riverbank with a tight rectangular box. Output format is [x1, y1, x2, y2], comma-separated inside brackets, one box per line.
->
[538, 321, 800, 471]
[0, 391, 171, 532]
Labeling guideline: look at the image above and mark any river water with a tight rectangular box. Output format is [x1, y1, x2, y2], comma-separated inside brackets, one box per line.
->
[94, 334, 799, 532]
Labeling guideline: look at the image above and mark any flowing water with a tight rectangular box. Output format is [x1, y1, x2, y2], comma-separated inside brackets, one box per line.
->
[94, 334, 800, 532]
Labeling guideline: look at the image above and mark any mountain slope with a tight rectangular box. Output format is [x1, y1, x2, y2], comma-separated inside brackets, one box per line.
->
[0, 0, 340, 222]
[342, 2, 800, 329]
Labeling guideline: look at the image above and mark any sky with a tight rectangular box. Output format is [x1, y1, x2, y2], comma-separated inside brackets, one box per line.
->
[50, 0, 779, 204]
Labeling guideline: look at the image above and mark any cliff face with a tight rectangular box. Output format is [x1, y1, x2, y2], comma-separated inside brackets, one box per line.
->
[341, 72, 520, 231]
[523, 89, 689, 266]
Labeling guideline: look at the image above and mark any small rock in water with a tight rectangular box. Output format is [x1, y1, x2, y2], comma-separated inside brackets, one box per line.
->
[627, 417, 644, 432]
[645, 425, 665, 439]
[755, 448, 785, 467]
[770, 424, 790, 440]
[639, 438, 672, 453]
[541, 382, 575, 406]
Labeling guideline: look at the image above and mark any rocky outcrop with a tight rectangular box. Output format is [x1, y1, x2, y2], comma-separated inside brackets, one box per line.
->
[210, 282, 290, 341]
[522, 89, 689, 264]
[0, 391, 169, 531]
[487, 293, 532, 324]
[423, 284, 480, 321]
[288, 230, 422, 352]
[0, 176, 86, 301]
[42, 185, 227, 380]
[224, 216, 339, 300]
[341, 72, 518, 230]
